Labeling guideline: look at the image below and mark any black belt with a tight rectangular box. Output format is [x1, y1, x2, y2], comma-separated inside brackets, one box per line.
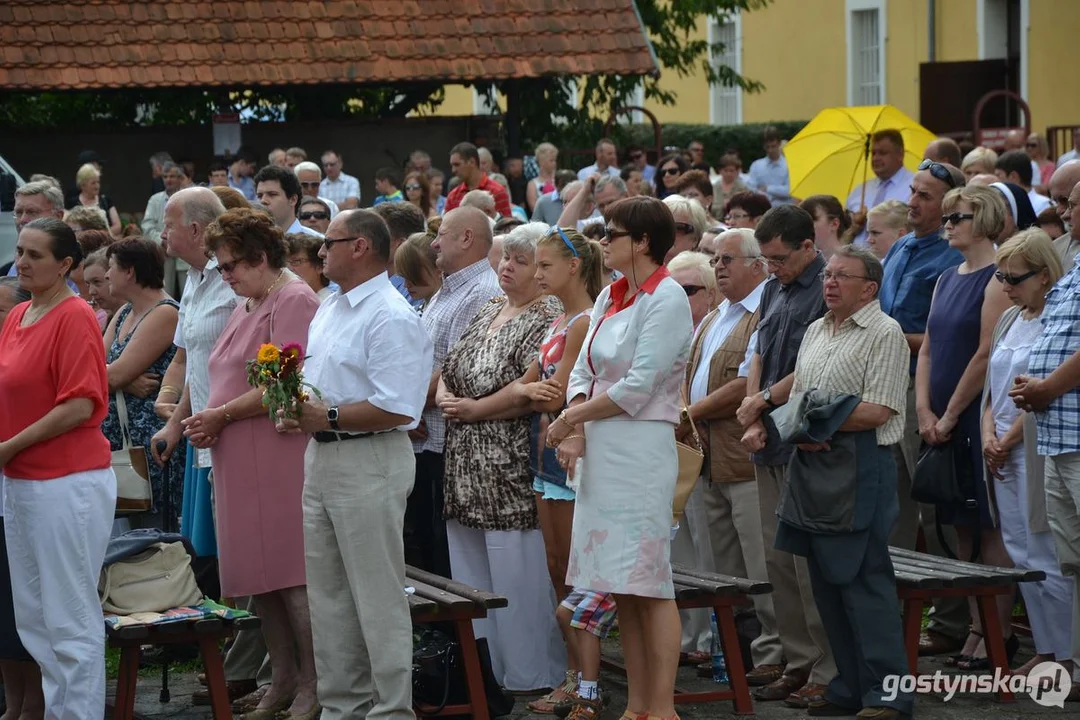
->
[313, 431, 375, 443]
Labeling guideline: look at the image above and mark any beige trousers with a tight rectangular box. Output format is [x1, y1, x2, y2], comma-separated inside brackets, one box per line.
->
[303, 432, 416, 720]
[1044, 452, 1080, 681]
[756, 463, 837, 683]
[703, 476, 784, 667]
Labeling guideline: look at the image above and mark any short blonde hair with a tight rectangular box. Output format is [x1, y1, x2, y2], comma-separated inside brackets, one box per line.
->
[76, 163, 100, 188]
[535, 142, 558, 162]
[867, 199, 910, 231]
[961, 146, 999, 174]
[942, 184, 1008, 242]
[666, 250, 716, 291]
[663, 194, 708, 241]
[64, 205, 108, 231]
[995, 227, 1063, 285]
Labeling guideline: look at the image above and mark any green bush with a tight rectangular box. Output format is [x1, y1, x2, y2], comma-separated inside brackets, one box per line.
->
[607, 121, 808, 167]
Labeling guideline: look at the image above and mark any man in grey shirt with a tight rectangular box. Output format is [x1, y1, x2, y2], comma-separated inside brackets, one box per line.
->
[735, 205, 833, 706]
[531, 169, 576, 225]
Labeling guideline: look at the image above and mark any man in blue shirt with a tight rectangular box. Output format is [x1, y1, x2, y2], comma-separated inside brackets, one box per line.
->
[879, 160, 969, 656]
[748, 127, 793, 206]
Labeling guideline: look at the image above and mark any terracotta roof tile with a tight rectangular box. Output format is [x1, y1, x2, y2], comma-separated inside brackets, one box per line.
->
[0, 0, 656, 91]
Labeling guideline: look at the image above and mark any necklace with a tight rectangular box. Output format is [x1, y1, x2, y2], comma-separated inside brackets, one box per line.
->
[22, 284, 70, 327]
[246, 270, 287, 312]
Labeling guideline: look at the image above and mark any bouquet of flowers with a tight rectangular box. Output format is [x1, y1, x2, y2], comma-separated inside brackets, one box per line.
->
[245, 342, 320, 420]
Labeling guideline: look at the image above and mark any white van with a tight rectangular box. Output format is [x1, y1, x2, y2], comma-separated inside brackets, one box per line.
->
[0, 154, 26, 272]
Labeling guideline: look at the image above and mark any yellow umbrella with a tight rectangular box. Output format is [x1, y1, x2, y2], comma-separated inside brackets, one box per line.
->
[784, 105, 938, 209]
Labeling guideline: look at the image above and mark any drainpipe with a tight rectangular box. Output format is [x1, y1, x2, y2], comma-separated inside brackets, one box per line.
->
[928, 0, 936, 62]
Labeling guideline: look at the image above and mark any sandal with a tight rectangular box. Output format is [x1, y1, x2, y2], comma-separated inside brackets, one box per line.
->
[528, 672, 578, 714]
[956, 634, 1019, 671]
[943, 630, 982, 667]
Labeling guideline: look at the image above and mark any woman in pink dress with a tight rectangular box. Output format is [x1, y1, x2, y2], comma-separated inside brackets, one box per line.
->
[183, 208, 321, 720]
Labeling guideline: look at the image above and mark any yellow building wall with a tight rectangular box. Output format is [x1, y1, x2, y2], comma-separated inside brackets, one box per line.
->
[934, 0, 979, 62]
[646, 21, 712, 124]
[1026, 0, 1080, 133]
[885, 0, 927, 121]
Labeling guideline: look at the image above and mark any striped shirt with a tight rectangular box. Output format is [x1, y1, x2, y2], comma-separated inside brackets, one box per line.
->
[1028, 258, 1080, 455]
[319, 173, 361, 207]
[174, 257, 238, 466]
[414, 258, 503, 454]
[792, 299, 909, 446]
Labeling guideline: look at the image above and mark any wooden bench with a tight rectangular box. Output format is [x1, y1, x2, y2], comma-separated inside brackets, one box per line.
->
[108, 614, 261, 720]
[406, 566, 509, 720]
[889, 546, 1046, 702]
[599, 564, 773, 716]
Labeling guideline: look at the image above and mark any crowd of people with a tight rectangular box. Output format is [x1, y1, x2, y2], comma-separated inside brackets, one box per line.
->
[2, 124, 1080, 720]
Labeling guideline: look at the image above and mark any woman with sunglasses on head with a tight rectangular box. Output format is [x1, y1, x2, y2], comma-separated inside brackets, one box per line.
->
[656, 153, 690, 200]
[183, 208, 322, 719]
[916, 184, 1015, 670]
[547, 196, 694, 720]
[980, 228, 1073, 677]
[662, 195, 707, 264]
[404, 171, 437, 220]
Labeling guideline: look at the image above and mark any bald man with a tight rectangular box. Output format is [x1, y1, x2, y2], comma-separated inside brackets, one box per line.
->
[406, 206, 503, 578]
[1002, 129, 1043, 190]
[1049, 162, 1080, 266]
[923, 138, 963, 168]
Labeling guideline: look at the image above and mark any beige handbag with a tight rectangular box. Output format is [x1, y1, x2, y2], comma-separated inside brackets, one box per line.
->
[673, 401, 704, 523]
[99, 541, 203, 615]
[113, 390, 153, 514]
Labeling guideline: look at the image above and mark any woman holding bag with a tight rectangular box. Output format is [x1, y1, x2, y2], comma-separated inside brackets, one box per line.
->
[547, 196, 694, 720]
[0, 218, 116, 720]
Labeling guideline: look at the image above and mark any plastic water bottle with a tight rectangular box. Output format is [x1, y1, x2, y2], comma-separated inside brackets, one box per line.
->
[709, 611, 728, 684]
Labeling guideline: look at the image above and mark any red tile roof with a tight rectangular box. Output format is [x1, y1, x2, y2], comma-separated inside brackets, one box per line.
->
[0, 0, 658, 91]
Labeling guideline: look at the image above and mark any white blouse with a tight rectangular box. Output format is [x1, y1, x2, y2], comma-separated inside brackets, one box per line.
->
[568, 275, 693, 424]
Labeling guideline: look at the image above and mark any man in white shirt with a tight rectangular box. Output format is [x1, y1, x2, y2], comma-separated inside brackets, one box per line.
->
[748, 128, 793, 206]
[678, 229, 786, 686]
[277, 208, 434, 719]
[846, 130, 915, 246]
[254, 165, 323, 238]
[995, 150, 1052, 214]
[1002, 129, 1044, 185]
[408, 207, 503, 577]
[577, 138, 621, 181]
[319, 150, 361, 209]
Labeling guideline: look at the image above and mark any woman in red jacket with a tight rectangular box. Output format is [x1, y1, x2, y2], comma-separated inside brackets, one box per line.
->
[0, 217, 116, 720]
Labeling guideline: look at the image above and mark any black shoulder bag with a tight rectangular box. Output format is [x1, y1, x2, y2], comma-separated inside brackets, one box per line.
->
[911, 436, 981, 561]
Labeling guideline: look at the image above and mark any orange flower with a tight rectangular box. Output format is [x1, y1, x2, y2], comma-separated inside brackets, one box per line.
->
[256, 344, 280, 364]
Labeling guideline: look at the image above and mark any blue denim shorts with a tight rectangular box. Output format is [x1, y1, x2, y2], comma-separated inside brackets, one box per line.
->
[532, 476, 576, 502]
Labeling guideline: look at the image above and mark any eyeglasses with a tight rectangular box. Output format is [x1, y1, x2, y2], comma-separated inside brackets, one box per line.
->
[405, 183, 422, 191]
[725, 212, 750, 223]
[299, 181, 320, 189]
[299, 211, 329, 221]
[322, 235, 360, 249]
[662, 167, 681, 176]
[674, 221, 695, 235]
[995, 269, 1040, 285]
[682, 284, 706, 296]
[918, 159, 959, 189]
[548, 226, 578, 257]
[942, 212, 975, 225]
[820, 270, 870, 282]
[710, 254, 759, 267]
[215, 259, 241, 275]
[764, 251, 794, 267]
[602, 228, 633, 243]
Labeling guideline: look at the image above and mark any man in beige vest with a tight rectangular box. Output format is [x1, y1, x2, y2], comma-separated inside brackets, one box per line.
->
[677, 228, 784, 682]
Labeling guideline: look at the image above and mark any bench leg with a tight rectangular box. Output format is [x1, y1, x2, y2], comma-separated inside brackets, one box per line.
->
[974, 592, 1015, 703]
[900, 596, 924, 676]
[713, 604, 753, 716]
[198, 635, 235, 719]
[455, 619, 490, 720]
[112, 644, 140, 720]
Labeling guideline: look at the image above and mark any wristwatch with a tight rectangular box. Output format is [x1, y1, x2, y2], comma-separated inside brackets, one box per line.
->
[327, 405, 341, 431]
[762, 386, 778, 409]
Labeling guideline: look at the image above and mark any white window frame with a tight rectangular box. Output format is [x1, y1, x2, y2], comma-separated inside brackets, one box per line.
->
[472, 86, 500, 115]
[977, 0, 1030, 102]
[845, 0, 887, 107]
[708, 12, 743, 125]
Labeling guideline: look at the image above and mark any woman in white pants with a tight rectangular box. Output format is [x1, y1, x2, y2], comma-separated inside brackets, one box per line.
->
[0, 218, 117, 720]
[982, 229, 1073, 674]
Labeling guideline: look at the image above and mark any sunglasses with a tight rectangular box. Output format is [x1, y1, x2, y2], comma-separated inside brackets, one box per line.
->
[918, 159, 959, 189]
[942, 212, 974, 225]
[215, 259, 241, 275]
[603, 228, 633, 243]
[674, 221, 695, 235]
[710, 254, 758, 267]
[405, 183, 422, 191]
[299, 211, 329, 221]
[548, 226, 578, 257]
[299, 181, 320, 188]
[322, 235, 360, 249]
[682, 284, 706, 296]
[662, 167, 681, 176]
[995, 269, 1040, 285]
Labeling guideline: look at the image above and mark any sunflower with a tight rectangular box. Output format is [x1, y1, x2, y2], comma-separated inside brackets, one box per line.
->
[256, 343, 280, 364]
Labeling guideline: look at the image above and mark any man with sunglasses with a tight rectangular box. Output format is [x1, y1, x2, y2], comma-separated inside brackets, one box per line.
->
[298, 198, 332, 235]
[736, 205, 832, 707]
[293, 162, 340, 224]
[1048, 161, 1080, 266]
[877, 159, 970, 657]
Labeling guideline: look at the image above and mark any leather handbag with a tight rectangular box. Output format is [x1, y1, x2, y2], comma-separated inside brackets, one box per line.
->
[413, 630, 514, 717]
[113, 390, 153, 514]
[98, 541, 203, 615]
[673, 398, 704, 523]
[911, 436, 981, 561]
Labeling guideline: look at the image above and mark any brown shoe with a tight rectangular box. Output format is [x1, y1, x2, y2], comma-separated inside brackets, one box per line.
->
[917, 630, 964, 657]
[745, 663, 785, 686]
[856, 707, 909, 719]
[784, 682, 827, 708]
[752, 671, 807, 701]
[192, 679, 257, 706]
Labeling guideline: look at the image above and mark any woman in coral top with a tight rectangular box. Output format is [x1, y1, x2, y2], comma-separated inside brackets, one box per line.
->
[0, 218, 116, 720]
